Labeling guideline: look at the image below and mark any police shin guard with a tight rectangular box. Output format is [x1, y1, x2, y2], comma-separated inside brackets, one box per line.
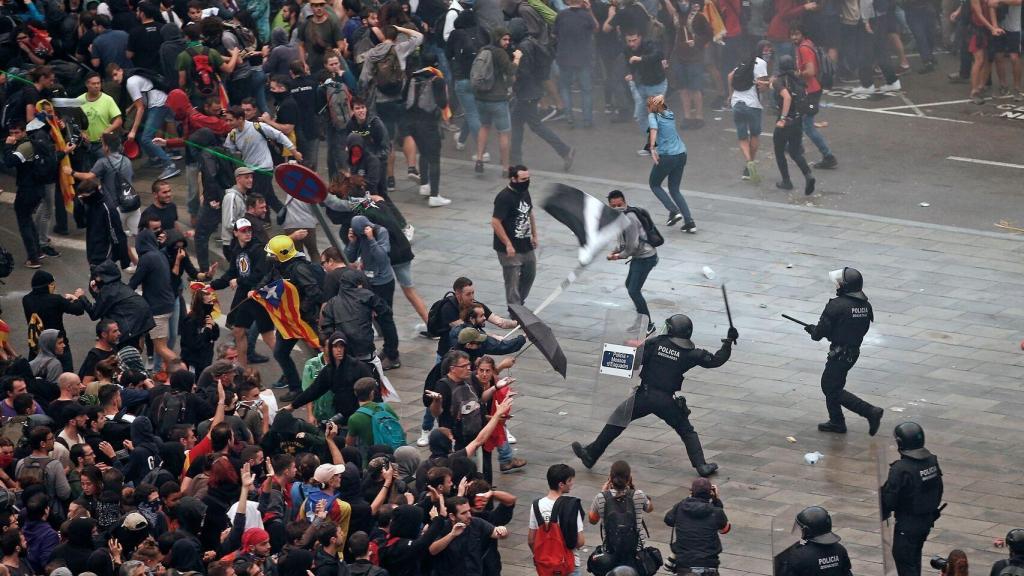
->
[683, 433, 718, 477]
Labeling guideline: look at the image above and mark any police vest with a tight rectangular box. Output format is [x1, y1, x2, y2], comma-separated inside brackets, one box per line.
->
[639, 335, 705, 394]
[783, 541, 850, 576]
[892, 455, 943, 518]
[822, 295, 872, 347]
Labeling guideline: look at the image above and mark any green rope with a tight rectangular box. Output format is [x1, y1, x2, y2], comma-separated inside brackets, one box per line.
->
[180, 139, 273, 176]
[2, 70, 33, 87]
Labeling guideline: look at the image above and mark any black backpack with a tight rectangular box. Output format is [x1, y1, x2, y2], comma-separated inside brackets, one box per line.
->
[149, 391, 187, 438]
[106, 156, 140, 212]
[601, 490, 640, 563]
[426, 292, 456, 337]
[998, 564, 1024, 576]
[731, 57, 756, 92]
[125, 68, 171, 94]
[0, 245, 13, 282]
[624, 207, 664, 248]
[449, 380, 483, 445]
[28, 129, 58, 184]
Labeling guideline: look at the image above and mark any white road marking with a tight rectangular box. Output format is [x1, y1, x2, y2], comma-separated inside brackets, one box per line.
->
[826, 103, 973, 124]
[877, 98, 972, 110]
[947, 156, 1024, 170]
[899, 93, 925, 117]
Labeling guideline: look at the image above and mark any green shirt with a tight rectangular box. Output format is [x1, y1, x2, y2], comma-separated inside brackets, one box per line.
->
[301, 353, 334, 422]
[78, 92, 122, 141]
[346, 402, 399, 447]
[176, 43, 226, 98]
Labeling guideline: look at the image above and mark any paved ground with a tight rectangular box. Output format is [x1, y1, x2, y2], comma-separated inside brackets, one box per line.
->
[2, 46, 1023, 576]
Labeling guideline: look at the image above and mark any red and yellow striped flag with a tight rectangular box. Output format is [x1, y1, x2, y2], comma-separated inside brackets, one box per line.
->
[250, 279, 319, 348]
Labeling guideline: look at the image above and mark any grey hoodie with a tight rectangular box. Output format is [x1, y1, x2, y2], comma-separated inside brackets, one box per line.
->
[29, 329, 62, 383]
[159, 24, 187, 89]
[358, 31, 425, 102]
[262, 27, 302, 76]
[344, 215, 394, 286]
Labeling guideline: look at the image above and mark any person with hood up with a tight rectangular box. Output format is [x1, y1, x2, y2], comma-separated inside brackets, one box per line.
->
[129, 228, 177, 368]
[159, 22, 188, 89]
[163, 227, 208, 359]
[664, 478, 729, 572]
[50, 516, 99, 574]
[263, 27, 302, 76]
[168, 496, 207, 573]
[345, 131, 387, 198]
[345, 214, 401, 370]
[22, 270, 87, 366]
[379, 504, 447, 576]
[288, 333, 373, 426]
[82, 260, 156, 348]
[508, 19, 575, 171]
[473, 27, 520, 176]
[319, 268, 397, 365]
[29, 329, 65, 384]
[71, 178, 131, 269]
[123, 416, 163, 484]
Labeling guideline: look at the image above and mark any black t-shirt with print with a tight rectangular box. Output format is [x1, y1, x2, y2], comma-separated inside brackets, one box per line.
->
[491, 186, 534, 254]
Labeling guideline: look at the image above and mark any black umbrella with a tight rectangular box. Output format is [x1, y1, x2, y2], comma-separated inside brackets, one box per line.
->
[509, 304, 568, 379]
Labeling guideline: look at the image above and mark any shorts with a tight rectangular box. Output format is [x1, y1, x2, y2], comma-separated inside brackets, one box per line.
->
[476, 100, 511, 132]
[672, 61, 705, 91]
[151, 313, 171, 340]
[120, 208, 141, 236]
[226, 298, 274, 333]
[732, 103, 763, 139]
[969, 28, 990, 53]
[392, 261, 414, 288]
[375, 99, 406, 142]
[993, 31, 1022, 54]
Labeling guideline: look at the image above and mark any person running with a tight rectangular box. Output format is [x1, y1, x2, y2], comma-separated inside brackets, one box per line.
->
[645, 95, 696, 233]
[728, 41, 771, 183]
[771, 56, 815, 196]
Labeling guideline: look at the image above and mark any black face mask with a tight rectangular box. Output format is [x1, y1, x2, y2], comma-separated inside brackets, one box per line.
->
[271, 91, 288, 103]
[510, 180, 529, 193]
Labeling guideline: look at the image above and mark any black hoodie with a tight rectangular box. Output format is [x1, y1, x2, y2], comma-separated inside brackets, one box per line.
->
[446, 10, 490, 80]
[73, 187, 130, 267]
[83, 260, 157, 346]
[664, 496, 728, 568]
[319, 273, 393, 359]
[169, 497, 207, 572]
[129, 228, 176, 315]
[159, 23, 187, 89]
[345, 132, 384, 195]
[22, 270, 86, 356]
[380, 505, 446, 576]
[51, 517, 98, 574]
[179, 298, 220, 374]
[289, 331, 374, 423]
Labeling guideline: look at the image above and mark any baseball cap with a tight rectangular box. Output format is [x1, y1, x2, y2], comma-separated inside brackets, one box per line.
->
[234, 166, 254, 177]
[313, 463, 346, 484]
[233, 218, 253, 232]
[122, 512, 150, 531]
[457, 327, 487, 345]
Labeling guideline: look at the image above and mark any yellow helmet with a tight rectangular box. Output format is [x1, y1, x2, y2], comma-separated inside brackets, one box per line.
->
[265, 235, 297, 262]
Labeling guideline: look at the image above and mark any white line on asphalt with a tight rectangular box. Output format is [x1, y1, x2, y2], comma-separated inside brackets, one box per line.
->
[947, 156, 1024, 170]
[826, 103, 973, 124]
[899, 93, 925, 117]
[877, 98, 972, 110]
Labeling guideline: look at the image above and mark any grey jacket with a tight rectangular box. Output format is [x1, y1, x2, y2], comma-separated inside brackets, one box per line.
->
[616, 211, 657, 259]
[344, 215, 395, 286]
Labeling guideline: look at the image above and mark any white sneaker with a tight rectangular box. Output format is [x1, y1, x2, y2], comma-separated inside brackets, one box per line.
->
[472, 152, 491, 162]
[403, 224, 414, 242]
[416, 429, 430, 447]
[419, 184, 430, 196]
[428, 195, 452, 207]
[454, 132, 465, 150]
[851, 85, 877, 95]
[637, 149, 651, 156]
[506, 430, 517, 444]
[879, 79, 902, 92]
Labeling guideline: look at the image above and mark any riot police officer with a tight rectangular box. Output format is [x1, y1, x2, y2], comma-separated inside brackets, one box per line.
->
[991, 529, 1024, 576]
[882, 422, 944, 576]
[805, 267, 885, 435]
[571, 314, 737, 477]
[774, 506, 853, 576]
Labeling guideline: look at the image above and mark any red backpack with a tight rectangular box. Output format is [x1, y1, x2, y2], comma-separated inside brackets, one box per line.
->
[533, 498, 576, 576]
[186, 46, 220, 97]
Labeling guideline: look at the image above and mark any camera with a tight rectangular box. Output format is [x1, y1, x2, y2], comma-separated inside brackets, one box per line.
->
[930, 556, 948, 571]
[323, 413, 346, 430]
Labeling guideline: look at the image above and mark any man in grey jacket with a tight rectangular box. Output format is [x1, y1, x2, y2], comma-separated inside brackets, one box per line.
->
[223, 106, 302, 214]
[607, 190, 658, 335]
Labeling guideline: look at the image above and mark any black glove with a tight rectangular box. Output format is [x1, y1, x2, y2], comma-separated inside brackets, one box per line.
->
[727, 327, 738, 343]
[804, 324, 816, 336]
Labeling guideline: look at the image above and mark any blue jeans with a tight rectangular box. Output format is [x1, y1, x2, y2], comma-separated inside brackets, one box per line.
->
[274, 335, 302, 391]
[904, 3, 936, 64]
[632, 80, 667, 130]
[626, 254, 658, 318]
[649, 152, 692, 223]
[140, 105, 173, 166]
[456, 79, 481, 143]
[802, 93, 831, 158]
[558, 64, 593, 125]
[496, 440, 514, 465]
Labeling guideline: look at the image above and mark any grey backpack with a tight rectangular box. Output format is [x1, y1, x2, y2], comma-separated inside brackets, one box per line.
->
[470, 46, 496, 94]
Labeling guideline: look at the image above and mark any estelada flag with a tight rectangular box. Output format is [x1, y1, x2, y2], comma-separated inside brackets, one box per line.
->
[250, 279, 319, 348]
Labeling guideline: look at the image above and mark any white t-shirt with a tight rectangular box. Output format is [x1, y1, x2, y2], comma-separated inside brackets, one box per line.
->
[730, 57, 769, 109]
[126, 75, 168, 109]
[529, 496, 585, 567]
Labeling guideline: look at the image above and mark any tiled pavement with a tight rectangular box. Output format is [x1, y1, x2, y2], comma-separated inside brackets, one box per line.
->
[378, 160, 1024, 576]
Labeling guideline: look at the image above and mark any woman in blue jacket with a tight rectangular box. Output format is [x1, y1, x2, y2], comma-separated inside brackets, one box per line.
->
[646, 95, 696, 233]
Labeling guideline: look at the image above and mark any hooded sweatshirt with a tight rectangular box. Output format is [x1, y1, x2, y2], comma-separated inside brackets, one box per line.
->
[344, 215, 394, 286]
[129, 229, 176, 316]
[446, 10, 491, 80]
[358, 31, 425, 102]
[22, 270, 87, 357]
[380, 505, 446, 576]
[51, 517, 98, 574]
[159, 23, 187, 88]
[474, 28, 516, 102]
[664, 495, 729, 568]
[164, 89, 233, 161]
[123, 416, 163, 484]
[29, 329, 62, 383]
[169, 497, 207, 572]
[263, 27, 302, 76]
[73, 186, 130, 267]
[290, 331, 374, 423]
[344, 132, 384, 194]
[82, 260, 156, 346]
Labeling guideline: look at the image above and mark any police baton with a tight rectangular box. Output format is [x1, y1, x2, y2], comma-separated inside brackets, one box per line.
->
[781, 314, 811, 327]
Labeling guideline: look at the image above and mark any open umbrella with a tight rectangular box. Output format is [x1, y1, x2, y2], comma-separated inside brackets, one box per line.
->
[509, 304, 568, 379]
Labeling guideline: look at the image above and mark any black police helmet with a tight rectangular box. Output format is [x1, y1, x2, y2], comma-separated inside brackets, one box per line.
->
[839, 267, 863, 293]
[1007, 528, 1024, 555]
[665, 314, 693, 339]
[796, 506, 840, 545]
[894, 422, 930, 458]
[608, 567, 640, 576]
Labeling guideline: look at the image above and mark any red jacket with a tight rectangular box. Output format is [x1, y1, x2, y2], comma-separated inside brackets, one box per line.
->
[718, 0, 743, 38]
[164, 89, 232, 148]
[796, 39, 822, 94]
[767, 0, 806, 40]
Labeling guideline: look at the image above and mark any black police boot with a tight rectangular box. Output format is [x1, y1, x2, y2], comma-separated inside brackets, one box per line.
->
[696, 463, 719, 477]
[571, 442, 597, 469]
[867, 407, 885, 436]
[818, 421, 848, 433]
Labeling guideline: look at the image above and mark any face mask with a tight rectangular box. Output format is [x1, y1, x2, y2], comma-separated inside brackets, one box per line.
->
[0, 455, 13, 468]
[510, 180, 529, 192]
[271, 90, 287, 102]
[828, 268, 844, 290]
[350, 146, 363, 165]
[679, 1, 690, 11]
[612, 205, 626, 212]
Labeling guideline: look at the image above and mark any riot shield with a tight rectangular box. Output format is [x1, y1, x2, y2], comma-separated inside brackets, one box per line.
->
[591, 310, 649, 428]
[772, 505, 807, 576]
[876, 440, 897, 576]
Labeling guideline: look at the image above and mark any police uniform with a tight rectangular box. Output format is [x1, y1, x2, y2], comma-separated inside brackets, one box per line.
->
[882, 447, 944, 576]
[807, 268, 883, 433]
[574, 319, 733, 476]
[775, 541, 854, 576]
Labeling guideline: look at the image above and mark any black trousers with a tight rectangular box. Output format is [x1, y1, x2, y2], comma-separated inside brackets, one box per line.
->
[253, 171, 284, 213]
[15, 190, 42, 261]
[587, 387, 708, 469]
[858, 18, 898, 87]
[407, 117, 441, 196]
[773, 121, 811, 184]
[892, 521, 932, 576]
[821, 346, 876, 424]
[510, 98, 571, 165]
